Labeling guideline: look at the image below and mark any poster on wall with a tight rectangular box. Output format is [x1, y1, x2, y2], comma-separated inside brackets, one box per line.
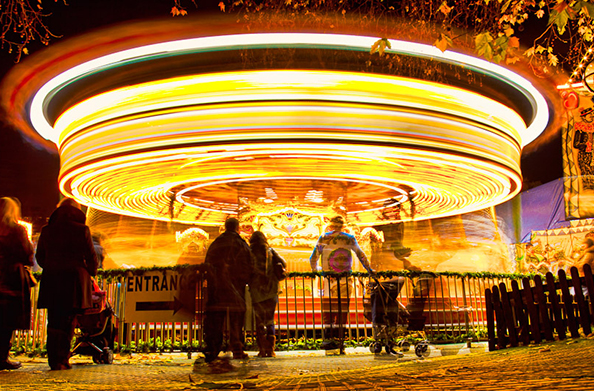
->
[561, 89, 594, 219]
[515, 220, 594, 274]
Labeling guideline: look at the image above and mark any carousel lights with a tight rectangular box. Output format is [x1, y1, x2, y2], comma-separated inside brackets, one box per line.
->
[57, 137, 520, 225]
[52, 70, 526, 151]
[30, 33, 548, 146]
[566, 46, 594, 85]
[17, 32, 546, 226]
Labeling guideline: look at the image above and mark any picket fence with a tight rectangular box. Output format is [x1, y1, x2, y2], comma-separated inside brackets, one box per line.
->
[485, 264, 594, 351]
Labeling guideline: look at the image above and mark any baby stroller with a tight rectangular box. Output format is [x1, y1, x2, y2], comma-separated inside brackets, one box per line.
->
[71, 279, 117, 364]
[364, 276, 431, 357]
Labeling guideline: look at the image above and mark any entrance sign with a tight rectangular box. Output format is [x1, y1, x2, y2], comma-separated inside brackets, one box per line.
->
[124, 270, 196, 323]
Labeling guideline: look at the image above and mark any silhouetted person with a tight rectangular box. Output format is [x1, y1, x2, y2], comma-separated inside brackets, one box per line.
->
[310, 215, 375, 351]
[36, 198, 98, 370]
[0, 197, 34, 370]
[249, 231, 286, 358]
[92, 233, 105, 269]
[202, 218, 254, 364]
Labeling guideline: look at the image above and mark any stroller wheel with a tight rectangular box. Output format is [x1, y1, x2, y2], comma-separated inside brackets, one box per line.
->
[369, 342, 382, 354]
[102, 348, 114, 364]
[398, 339, 411, 352]
[386, 343, 403, 357]
[414, 342, 430, 358]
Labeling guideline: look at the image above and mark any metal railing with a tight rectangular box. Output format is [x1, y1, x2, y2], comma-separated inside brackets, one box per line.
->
[12, 270, 522, 354]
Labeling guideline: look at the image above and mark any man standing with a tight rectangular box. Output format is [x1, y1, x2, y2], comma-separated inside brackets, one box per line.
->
[36, 198, 98, 370]
[202, 218, 254, 363]
[310, 215, 374, 352]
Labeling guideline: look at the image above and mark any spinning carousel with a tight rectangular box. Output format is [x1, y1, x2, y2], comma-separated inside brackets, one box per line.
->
[2, 18, 553, 270]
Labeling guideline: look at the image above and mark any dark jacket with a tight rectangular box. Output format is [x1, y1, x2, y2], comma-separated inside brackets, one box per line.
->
[204, 230, 254, 311]
[36, 205, 98, 311]
[0, 224, 34, 330]
[249, 245, 286, 304]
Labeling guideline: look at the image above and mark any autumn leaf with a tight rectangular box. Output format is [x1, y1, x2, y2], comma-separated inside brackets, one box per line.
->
[508, 36, 520, 49]
[536, 9, 545, 18]
[370, 39, 380, 54]
[170, 6, 180, 16]
[548, 53, 559, 66]
[549, 1, 577, 35]
[579, 1, 594, 19]
[219, 2, 225, 12]
[553, 1, 570, 14]
[524, 47, 535, 57]
[475, 31, 494, 60]
[504, 26, 514, 37]
[506, 55, 520, 64]
[434, 33, 453, 52]
[370, 38, 391, 56]
[438, 1, 452, 16]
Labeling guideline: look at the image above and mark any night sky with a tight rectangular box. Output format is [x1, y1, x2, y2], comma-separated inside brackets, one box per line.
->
[0, 0, 563, 223]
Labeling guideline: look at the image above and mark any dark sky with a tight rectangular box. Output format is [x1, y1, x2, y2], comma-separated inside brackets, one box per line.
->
[0, 0, 220, 222]
[0, 0, 563, 223]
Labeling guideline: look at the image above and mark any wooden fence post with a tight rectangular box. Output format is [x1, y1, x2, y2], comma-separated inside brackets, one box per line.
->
[522, 278, 541, 344]
[584, 264, 594, 324]
[558, 269, 580, 338]
[491, 285, 507, 349]
[499, 283, 518, 347]
[533, 275, 554, 341]
[545, 272, 566, 340]
[511, 280, 530, 345]
[570, 266, 591, 335]
[485, 288, 496, 351]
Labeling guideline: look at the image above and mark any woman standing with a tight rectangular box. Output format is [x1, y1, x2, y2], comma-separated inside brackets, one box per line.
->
[36, 198, 98, 370]
[249, 231, 285, 358]
[0, 197, 34, 370]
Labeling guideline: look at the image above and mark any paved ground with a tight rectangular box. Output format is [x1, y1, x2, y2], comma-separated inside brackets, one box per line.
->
[1, 338, 593, 390]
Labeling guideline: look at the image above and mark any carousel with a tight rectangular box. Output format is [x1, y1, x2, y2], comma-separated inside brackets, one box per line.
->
[1, 16, 555, 272]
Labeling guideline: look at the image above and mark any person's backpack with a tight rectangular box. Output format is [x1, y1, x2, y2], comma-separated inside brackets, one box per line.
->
[271, 249, 287, 281]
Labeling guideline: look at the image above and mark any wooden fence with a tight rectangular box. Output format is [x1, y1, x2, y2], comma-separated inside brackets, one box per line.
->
[485, 264, 594, 351]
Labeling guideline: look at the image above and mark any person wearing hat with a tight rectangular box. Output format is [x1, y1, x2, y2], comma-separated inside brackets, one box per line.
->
[310, 215, 375, 352]
[574, 106, 594, 190]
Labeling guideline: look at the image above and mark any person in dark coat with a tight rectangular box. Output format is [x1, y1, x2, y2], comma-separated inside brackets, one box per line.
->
[249, 231, 285, 358]
[36, 198, 98, 370]
[0, 197, 34, 370]
[202, 218, 254, 363]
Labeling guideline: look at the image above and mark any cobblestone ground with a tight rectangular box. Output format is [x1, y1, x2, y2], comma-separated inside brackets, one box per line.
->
[0, 339, 593, 390]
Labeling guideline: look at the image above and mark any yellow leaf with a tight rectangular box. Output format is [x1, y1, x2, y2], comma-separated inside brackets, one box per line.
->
[438, 1, 452, 15]
[219, 2, 225, 12]
[180, 9, 187, 16]
[435, 36, 448, 52]
[170, 6, 180, 16]
[504, 26, 514, 37]
[370, 39, 381, 54]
